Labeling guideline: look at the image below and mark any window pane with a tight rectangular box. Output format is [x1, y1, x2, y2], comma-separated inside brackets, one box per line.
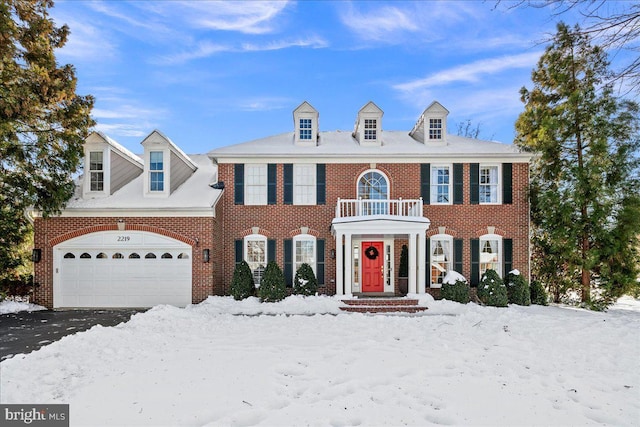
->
[89, 152, 103, 170]
[245, 165, 267, 205]
[91, 172, 104, 191]
[150, 171, 164, 191]
[246, 238, 266, 284]
[364, 119, 376, 140]
[429, 119, 442, 139]
[431, 238, 451, 284]
[294, 164, 316, 205]
[480, 239, 500, 276]
[479, 166, 498, 203]
[299, 118, 312, 140]
[431, 166, 450, 204]
[150, 152, 163, 171]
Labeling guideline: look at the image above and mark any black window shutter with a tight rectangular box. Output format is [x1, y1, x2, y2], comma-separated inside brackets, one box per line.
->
[470, 163, 479, 205]
[503, 163, 513, 205]
[453, 163, 464, 205]
[454, 238, 463, 274]
[471, 238, 480, 286]
[420, 164, 430, 204]
[234, 164, 244, 205]
[267, 239, 276, 263]
[267, 164, 277, 205]
[317, 239, 325, 286]
[503, 238, 513, 277]
[235, 239, 243, 266]
[284, 239, 293, 287]
[316, 164, 326, 205]
[425, 237, 430, 286]
[283, 164, 293, 205]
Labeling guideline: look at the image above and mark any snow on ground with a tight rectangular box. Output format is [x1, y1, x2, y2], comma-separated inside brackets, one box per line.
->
[1, 296, 639, 426]
[0, 299, 46, 314]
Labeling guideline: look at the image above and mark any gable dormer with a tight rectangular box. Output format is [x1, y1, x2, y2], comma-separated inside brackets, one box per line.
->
[293, 101, 319, 146]
[82, 132, 143, 199]
[353, 101, 383, 146]
[141, 130, 198, 198]
[409, 101, 449, 145]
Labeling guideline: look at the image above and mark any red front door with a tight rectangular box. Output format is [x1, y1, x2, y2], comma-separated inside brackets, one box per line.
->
[361, 241, 384, 292]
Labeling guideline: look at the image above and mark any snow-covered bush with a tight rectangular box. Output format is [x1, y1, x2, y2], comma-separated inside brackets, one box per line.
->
[505, 269, 530, 306]
[477, 269, 508, 307]
[258, 261, 286, 302]
[293, 263, 317, 296]
[530, 280, 549, 306]
[440, 271, 470, 304]
[230, 261, 255, 300]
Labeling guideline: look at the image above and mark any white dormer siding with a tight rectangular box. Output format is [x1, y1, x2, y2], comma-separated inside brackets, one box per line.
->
[409, 101, 449, 145]
[82, 132, 143, 199]
[353, 101, 383, 146]
[293, 101, 319, 146]
[141, 130, 198, 198]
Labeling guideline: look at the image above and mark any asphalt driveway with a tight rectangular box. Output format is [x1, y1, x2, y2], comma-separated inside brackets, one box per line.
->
[0, 309, 143, 361]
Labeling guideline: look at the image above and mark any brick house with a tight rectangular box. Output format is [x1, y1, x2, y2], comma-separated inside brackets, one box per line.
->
[30, 101, 530, 308]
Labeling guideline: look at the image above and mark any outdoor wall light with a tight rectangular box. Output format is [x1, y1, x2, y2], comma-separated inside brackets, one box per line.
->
[31, 248, 42, 263]
[117, 219, 125, 231]
[203, 249, 210, 263]
[330, 249, 336, 260]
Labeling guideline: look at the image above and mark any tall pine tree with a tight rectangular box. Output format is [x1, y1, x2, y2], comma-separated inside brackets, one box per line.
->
[516, 23, 640, 307]
[0, 0, 94, 277]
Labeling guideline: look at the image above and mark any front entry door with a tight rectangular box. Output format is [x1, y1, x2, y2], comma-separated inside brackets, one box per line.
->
[361, 241, 384, 292]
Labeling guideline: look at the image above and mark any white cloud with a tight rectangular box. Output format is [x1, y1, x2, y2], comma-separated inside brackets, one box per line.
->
[93, 123, 149, 138]
[393, 52, 542, 92]
[235, 96, 293, 112]
[53, 16, 117, 61]
[241, 35, 328, 52]
[339, 3, 418, 42]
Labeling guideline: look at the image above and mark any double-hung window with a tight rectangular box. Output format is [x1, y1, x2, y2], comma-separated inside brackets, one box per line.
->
[479, 166, 499, 204]
[299, 118, 312, 140]
[293, 235, 316, 281]
[293, 164, 316, 205]
[149, 151, 164, 192]
[89, 151, 104, 191]
[245, 235, 267, 285]
[480, 235, 501, 278]
[429, 118, 442, 140]
[430, 235, 452, 285]
[245, 164, 267, 205]
[364, 119, 377, 140]
[431, 166, 450, 204]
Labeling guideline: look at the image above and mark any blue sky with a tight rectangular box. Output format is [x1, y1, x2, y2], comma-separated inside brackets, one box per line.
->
[49, 1, 627, 154]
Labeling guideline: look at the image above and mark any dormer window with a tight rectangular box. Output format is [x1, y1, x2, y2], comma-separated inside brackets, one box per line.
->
[89, 152, 104, 191]
[299, 118, 312, 140]
[364, 119, 377, 140]
[149, 151, 164, 192]
[429, 118, 442, 140]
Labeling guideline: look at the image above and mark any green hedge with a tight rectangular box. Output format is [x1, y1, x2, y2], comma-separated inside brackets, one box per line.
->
[440, 273, 470, 304]
[505, 270, 530, 306]
[230, 261, 255, 300]
[257, 261, 286, 302]
[293, 263, 318, 296]
[530, 280, 549, 306]
[477, 269, 508, 307]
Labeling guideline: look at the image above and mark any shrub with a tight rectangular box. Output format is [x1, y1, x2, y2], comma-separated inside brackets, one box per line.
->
[230, 261, 255, 300]
[477, 269, 508, 307]
[257, 261, 286, 302]
[505, 270, 530, 306]
[293, 263, 318, 296]
[399, 244, 408, 277]
[440, 271, 470, 304]
[0, 274, 33, 298]
[530, 280, 549, 306]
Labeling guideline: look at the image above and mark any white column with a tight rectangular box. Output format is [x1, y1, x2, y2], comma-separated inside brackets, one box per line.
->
[408, 233, 417, 294]
[417, 232, 426, 294]
[335, 232, 344, 296]
[344, 233, 353, 297]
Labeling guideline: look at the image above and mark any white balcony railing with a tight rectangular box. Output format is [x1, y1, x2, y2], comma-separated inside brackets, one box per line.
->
[335, 198, 423, 219]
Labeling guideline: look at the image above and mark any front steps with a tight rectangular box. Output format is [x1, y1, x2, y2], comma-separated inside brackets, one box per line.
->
[340, 298, 427, 314]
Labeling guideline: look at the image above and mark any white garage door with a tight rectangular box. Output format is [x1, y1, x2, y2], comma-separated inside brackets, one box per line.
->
[54, 230, 192, 308]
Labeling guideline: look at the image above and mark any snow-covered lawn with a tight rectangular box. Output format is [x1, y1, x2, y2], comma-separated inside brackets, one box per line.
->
[1, 295, 639, 426]
[0, 299, 46, 314]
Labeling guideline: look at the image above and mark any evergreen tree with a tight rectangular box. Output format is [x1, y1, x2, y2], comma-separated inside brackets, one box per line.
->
[516, 23, 640, 306]
[230, 261, 255, 300]
[257, 261, 286, 302]
[0, 0, 94, 278]
[293, 263, 318, 296]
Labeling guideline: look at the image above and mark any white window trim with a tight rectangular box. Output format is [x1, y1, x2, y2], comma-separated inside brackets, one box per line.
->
[430, 234, 453, 287]
[293, 111, 318, 146]
[430, 164, 452, 205]
[293, 164, 316, 205]
[83, 145, 110, 198]
[293, 234, 316, 282]
[244, 234, 267, 285]
[144, 147, 170, 197]
[479, 233, 502, 279]
[479, 163, 502, 205]
[244, 164, 268, 206]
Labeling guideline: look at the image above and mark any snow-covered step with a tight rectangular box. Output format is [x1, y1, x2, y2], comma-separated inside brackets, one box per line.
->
[340, 298, 427, 313]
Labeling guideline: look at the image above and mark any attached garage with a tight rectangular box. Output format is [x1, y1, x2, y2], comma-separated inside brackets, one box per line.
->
[53, 230, 192, 308]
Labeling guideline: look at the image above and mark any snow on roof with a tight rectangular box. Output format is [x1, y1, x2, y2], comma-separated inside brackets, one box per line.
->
[95, 131, 143, 167]
[143, 130, 198, 171]
[66, 155, 219, 211]
[209, 130, 529, 161]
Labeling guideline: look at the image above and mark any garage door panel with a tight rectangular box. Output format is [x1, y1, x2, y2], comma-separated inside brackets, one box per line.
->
[55, 231, 192, 308]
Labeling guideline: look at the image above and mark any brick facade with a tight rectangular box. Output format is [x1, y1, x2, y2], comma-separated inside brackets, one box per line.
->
[32, 214, 221, 308]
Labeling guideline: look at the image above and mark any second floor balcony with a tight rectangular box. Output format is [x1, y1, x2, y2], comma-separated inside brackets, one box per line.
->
[335, 198, 424, 219]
